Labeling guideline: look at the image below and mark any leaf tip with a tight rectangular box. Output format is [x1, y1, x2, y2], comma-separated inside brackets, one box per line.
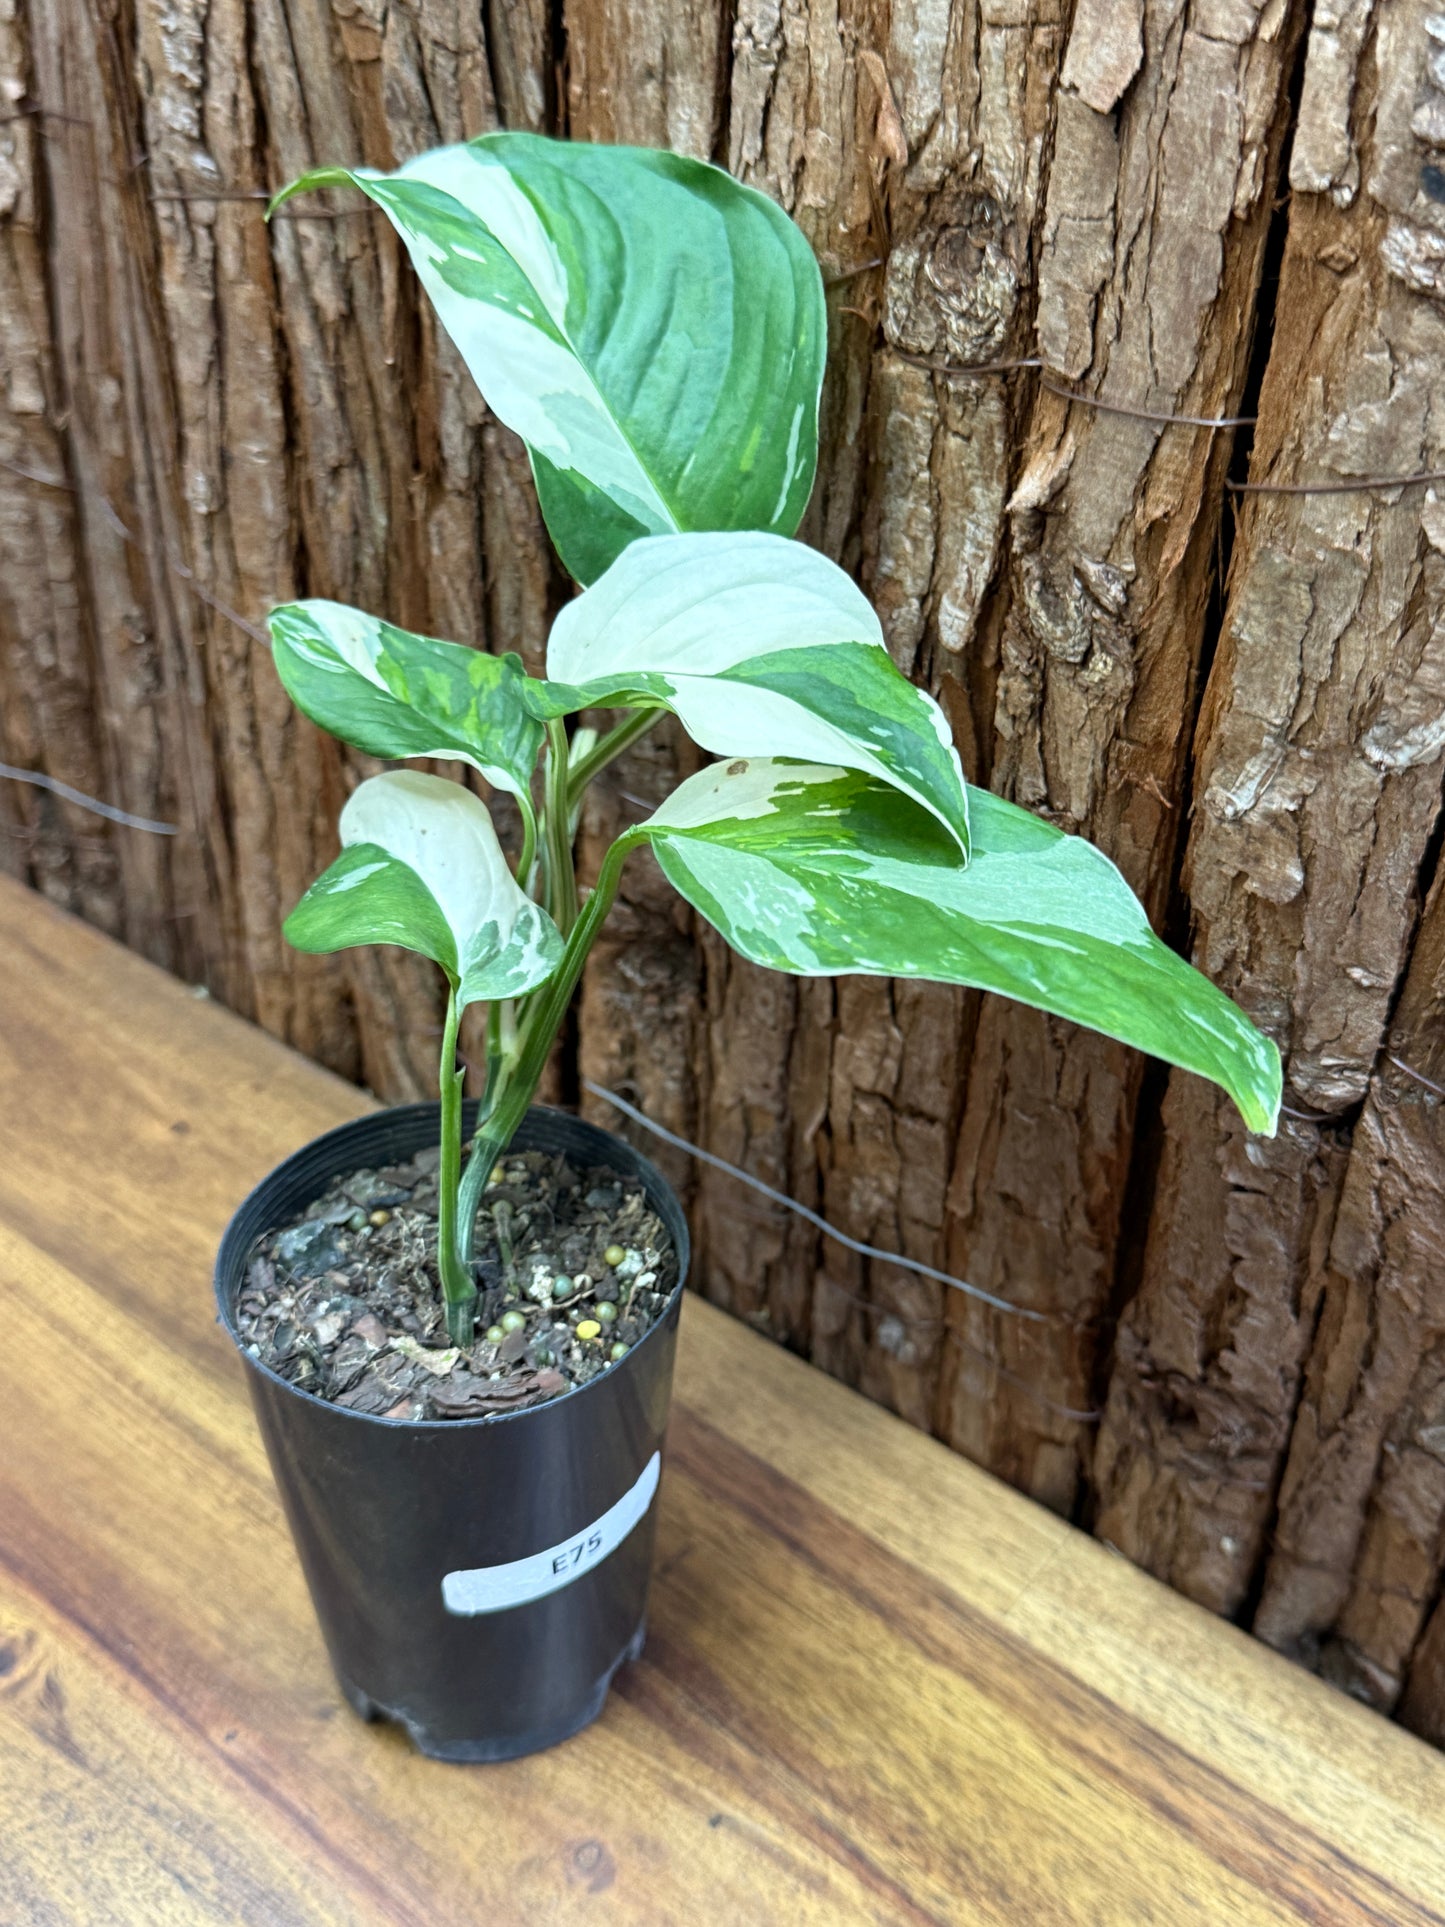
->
[265, 167, 359, 221]
[265, 601, 314, 663]
[280, 899, 320, 954]
[1237, 1035, 1284, 1137]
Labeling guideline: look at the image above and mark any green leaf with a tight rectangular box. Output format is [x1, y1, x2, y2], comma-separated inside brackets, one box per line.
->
[285, 771, 561, 1007]
[529, 532, 970, 852]
[268, 600, 542, 804]
[634, 760, 1282, 1133]
[272, 135, 826, 583]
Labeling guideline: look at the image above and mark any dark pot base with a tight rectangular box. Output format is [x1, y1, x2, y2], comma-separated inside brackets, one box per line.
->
[337, 1620, 648, 1763]
[215, 1103, 688, 1764]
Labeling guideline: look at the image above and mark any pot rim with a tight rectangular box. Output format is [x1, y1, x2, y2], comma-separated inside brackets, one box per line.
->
[214, 1100, 688, 1435]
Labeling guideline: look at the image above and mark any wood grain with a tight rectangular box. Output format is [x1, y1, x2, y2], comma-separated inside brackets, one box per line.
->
[3, 871, 1445, 1925]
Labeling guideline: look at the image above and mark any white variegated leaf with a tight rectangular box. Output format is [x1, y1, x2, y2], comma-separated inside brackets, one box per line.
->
[272, 137, 826, 584]
[285, 771, 561, 1006]
[632, 759, 1281, 1134]
[269, 600, 542, 801]
[532, 532, 970, 851]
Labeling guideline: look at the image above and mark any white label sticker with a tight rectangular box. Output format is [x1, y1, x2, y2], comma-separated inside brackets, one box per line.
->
[440, 1451, 661, 1617]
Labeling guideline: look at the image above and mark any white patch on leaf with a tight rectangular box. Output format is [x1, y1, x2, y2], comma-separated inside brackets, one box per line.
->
[661, 839, 825, 970]
[326, 859, 388, 892]
[340, 771, 536, 966]
[284, 600, 386, 686]
[646, 758, 847, 833]
[368, 153, 673, 530]
[772, 405, 805, 522]
[548, 531, 881, 681]
[547, 532, 968, 848]
[399, 144, 569, 322]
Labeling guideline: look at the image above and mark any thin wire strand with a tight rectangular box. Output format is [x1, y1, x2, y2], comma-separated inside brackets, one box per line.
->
[154, 546, 268, 643]
[0, 114, 366, 217]
[146, 188, 372, 220]
[1390, 1054, 1445, 1099]
[824, 256, 886, 287]
[810, 1294, 1103, 1422]
[0, 104, 92, 127]
[1227, 469, 1445, 497]
[1038, 376, 1257, 430]
[580, 1081, 1107, 1424]
[0, 761, 177, 834]
[1278, 1099, 1353, 1125]
[894, 347, 1046, 378]
[894, 348, 1255, 429]
[582, 1078, 1043, 1323]
[149, 188, 270, 203]
[0, 454, 68, 488]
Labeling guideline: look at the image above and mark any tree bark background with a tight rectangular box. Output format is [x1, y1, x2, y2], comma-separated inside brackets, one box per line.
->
[3, 0, 1444, 1737]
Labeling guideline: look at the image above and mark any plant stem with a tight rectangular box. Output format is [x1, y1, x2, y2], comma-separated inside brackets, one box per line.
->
[455, 833, 639, 1264]
[482, 1000, 505, 1116]
[434, 980, 477, 1347]
[543, 719, 579, 935]
[566, 706, 662, 810]
[516, 794, 538, 899]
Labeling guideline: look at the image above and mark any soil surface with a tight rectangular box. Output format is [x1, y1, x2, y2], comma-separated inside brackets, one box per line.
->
[235, 1146, 678, 1419]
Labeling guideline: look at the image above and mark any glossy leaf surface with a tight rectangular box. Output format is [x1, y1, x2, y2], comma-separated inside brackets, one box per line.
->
[269, 600, 542, 803]
[635, 760, 1281, 1133]
[273, 136, 826, 583]
[531, 533, 970, 850]
[285, 771, 561, 1007]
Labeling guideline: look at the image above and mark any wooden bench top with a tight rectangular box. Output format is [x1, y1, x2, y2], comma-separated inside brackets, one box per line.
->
[3, 871, 1444, 1925]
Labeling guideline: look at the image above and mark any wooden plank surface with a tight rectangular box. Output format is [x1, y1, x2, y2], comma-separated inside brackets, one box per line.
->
[2, 869, 1443, 1927]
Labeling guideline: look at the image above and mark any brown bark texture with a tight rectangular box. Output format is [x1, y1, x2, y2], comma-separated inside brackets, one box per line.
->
[2, 0, 1443, 1738]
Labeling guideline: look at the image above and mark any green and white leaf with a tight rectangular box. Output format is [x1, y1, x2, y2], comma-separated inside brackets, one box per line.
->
[272, 135, 826, 585]
[634, 760, 1281, 1133]
[268, 600, 542, 804]
[531, 532, 970, 851]
[285, 771, 561, 1007]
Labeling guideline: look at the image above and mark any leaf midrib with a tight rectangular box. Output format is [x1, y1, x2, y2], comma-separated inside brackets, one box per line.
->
[464, 156, 691, 539]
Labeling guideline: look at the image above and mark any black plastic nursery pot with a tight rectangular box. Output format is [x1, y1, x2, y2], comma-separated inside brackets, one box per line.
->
[214, 1101, 689, 1764]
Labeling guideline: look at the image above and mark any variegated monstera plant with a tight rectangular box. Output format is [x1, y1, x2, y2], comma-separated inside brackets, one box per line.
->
[269, 134, 1282, 1347]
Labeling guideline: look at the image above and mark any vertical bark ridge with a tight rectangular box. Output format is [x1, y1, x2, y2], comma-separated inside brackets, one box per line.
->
[1095, 0, 1445, 1610]
[7, 0, 554, 1100]
[25, 0, 235, 1005]
[0, 11, 120, 935]
[934, 0, 1303, 1512]
[570, 0, 731, 1200]
[1254, 861, 1445, 1713]
[703, 0, 890, 1350]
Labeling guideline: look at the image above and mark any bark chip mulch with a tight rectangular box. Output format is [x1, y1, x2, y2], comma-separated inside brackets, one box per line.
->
[235, 1145, 677, 1419]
